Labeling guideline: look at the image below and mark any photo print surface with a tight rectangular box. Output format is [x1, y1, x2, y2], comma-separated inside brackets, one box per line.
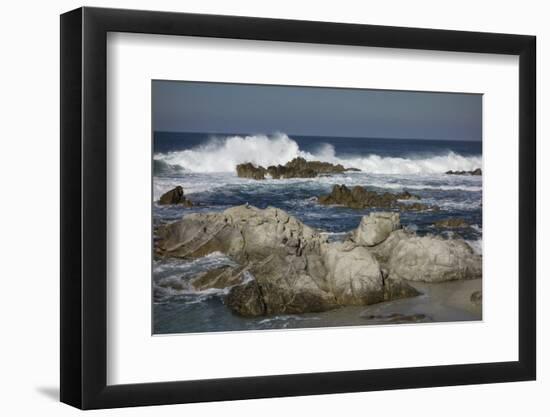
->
[152, 80, 482, 335]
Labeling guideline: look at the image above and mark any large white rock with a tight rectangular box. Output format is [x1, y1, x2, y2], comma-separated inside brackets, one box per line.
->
[322, 241, 384, 305]
[158, 205, 421, 316]
[388, 235, 482, 282]
[159, 205, 324, 262]
[354, 212, 400, 246]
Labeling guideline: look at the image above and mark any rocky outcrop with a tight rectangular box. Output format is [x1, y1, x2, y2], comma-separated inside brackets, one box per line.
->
[158, 205, 419, 316]
[236, 163, 266, 180]
[318, 184, 435, 211]
[384, 233, 482, 282]
[158, 205, 480, 316]
[236, 157, 359, 180]
[434, 218, 470, 228]
[354, 212, 400, 246]
[445, 168, 482, 176]
[158, 186, 193, 206]
[470, 290, 482, 306]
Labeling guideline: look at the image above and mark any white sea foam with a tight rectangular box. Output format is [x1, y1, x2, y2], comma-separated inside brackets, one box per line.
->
[154, 133, 482, 175]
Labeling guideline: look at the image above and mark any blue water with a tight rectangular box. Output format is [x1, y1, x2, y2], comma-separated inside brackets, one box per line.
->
[154, 131, 482, 158]
[152, 132, 483, 334]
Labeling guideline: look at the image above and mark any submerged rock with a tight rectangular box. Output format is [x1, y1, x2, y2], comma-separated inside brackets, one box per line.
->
[158, 186, 193, 206]
[434, 218, 470, 228]
[470, 290, 482, 306]
[236, 157, 359, 180]
[318, 184, 434, 211]
[445, 168, 482, 176]
[360, 312, 430, 324]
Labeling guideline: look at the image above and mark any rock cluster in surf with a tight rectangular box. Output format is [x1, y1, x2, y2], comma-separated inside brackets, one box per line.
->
[156, 205, 481, 317]
[236, 157, 360, 180]
[318, 184, 438, 211]
[445, 168, 482, 176]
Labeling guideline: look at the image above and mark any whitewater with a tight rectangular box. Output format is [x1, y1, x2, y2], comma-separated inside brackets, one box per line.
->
[153, 133, 482, 175]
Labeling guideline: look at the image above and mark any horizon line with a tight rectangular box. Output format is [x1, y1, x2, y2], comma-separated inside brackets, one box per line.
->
[153, 130, 482, 142]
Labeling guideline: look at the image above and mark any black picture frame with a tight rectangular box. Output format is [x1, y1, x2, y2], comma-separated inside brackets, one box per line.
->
[60, 6, 536, 410]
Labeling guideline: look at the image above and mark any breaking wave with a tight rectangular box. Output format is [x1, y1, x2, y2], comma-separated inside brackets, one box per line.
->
[153, 133, 482, 175]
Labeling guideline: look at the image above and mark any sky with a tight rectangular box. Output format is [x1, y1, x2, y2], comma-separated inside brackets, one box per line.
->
[152, 80, 482, 141]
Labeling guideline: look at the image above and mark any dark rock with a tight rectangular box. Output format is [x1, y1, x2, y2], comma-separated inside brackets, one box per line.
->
[360, 312, 430, 324]
[434, 218, 470, 228]
[158, 186, 193, 206]
[190, 266, 245, 291]
[226, 281, 266, 317]
[383, 278, 421, 301]
[236, 163, 266, 180]
[318, 184, 435, 211]
[236, 157, 359, 180]
[445, 168, 482, 176]
[470, 290, 482, 306]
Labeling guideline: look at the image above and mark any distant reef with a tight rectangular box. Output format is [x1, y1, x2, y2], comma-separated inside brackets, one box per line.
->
[445, 168, 482, 176]
[236, 157, 360, 180]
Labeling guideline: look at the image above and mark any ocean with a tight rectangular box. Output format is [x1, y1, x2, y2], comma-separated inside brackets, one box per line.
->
[152, 132, 482, 334]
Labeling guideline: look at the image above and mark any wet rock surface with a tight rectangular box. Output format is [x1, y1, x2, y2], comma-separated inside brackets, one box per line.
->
[157, 206, 481, 317]
[360, 312, 431, 324]
[445, 168, 482, 176]
[236, 157, 359, 180]
[158, 186, 193, 206]
[318, 184, 436, 211]
[470, 290, 482, 306]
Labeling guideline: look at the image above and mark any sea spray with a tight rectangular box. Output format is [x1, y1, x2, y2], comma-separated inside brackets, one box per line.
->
[154, 133, 482, 175]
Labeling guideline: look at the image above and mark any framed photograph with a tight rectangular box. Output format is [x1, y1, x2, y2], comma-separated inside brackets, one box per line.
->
[60, 7, 536, 409]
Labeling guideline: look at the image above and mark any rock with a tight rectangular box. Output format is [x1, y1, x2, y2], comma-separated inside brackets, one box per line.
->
[236, 163, 266, 180]
[369, 229, 413, 265]
[243, 253, 337, 315]
[158, 186, 193, 206]
[387, 234, 482, 282]
[236, 157, 359, 180]
[434, 218, 470, 228]
[158, 205, 324, 263]
[190, 266, 246, 291]
[445, 168, 482, 176]
[226, 280, 266, 317]
[399, 202, 438, 212]
[354, 212, 400, 246]
[470, 290, 482, 306]
[318, 184, 434, 211]
[159, 205, 425, 316]
[383, 277, 421, 301]
[322, 241, 384, 305]
[360, 312, 430, 324]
